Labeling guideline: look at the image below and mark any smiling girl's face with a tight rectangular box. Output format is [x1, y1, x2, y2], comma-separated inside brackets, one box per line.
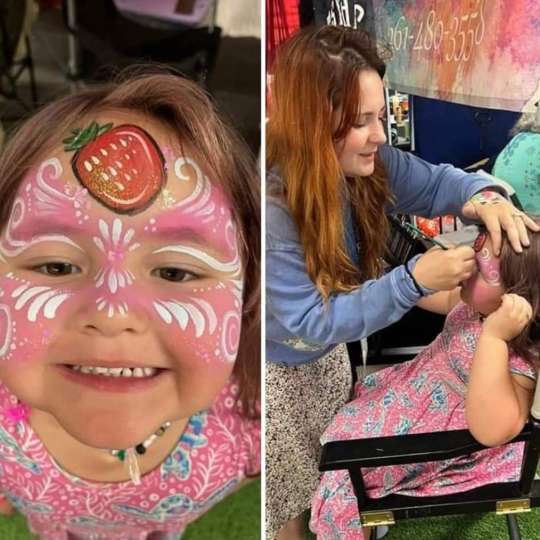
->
[0, 111, 243, 450]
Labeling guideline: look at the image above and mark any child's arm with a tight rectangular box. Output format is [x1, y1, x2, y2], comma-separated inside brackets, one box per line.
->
[416, 287, 462, 315]
[466, 294, 535, 446]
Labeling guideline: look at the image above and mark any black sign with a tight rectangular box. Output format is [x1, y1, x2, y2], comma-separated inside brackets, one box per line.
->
[311, 0, 375, 34]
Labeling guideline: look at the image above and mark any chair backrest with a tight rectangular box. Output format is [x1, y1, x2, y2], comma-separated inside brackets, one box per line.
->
[531, 377, 540, 420]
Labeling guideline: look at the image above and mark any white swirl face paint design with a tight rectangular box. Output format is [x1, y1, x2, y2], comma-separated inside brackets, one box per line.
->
[0, 305, 12, 356]
[152, 245, 241, 275]
[151, 241, 242, 363]
[0, 150, 243, 368]
[220, 311, 241, 363]
[31, 158, 90, 222]
[153, 297, 217, 338]
[173, 157, 214, 219]
[10, 281, 70, 322]
[0, 197, 84, 259]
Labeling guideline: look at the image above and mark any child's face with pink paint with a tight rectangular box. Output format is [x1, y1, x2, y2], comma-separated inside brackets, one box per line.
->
[0, 111, 243, 450]
[460, 232, 505, 315]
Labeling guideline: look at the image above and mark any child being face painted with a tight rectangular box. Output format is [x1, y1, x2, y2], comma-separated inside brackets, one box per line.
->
[0, 74, 260, 539]
[460, 231, 505, 315]
[0, 110, 242, 450]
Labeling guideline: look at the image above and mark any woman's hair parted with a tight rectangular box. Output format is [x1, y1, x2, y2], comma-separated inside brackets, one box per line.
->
[0, 68, 260, 417]
[500, 216, 540, 366]
[267, 25, 393, 298]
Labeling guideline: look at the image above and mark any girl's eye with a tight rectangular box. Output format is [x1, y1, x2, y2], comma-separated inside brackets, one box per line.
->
[34, 262, 81, 276]
[154, 267, 198, 283]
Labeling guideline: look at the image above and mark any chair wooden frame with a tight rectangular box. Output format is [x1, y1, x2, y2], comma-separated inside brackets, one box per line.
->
[320, 413, 540, 539]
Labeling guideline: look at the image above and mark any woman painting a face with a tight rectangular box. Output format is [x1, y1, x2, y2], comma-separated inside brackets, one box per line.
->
[265, 25, 539, 540]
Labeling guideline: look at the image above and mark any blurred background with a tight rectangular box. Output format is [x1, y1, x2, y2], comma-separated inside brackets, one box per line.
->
[0, 0, 261, 155]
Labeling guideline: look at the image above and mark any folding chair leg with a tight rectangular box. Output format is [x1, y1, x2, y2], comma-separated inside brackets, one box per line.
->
[24, 36, 38, 107]
[506, 514, 521, 540]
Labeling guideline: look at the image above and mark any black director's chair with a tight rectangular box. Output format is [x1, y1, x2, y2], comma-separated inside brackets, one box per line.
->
[319, 375, 540, 540]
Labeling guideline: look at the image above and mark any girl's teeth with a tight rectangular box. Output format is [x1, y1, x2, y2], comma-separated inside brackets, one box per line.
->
[70, 366, 156, 377]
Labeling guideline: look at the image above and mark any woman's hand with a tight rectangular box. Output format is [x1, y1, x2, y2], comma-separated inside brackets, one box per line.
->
[482, 293, 533, 342]
[0, 495, 14, 516]
[413, 245, 476, 291]
[462, 190, 540, 255]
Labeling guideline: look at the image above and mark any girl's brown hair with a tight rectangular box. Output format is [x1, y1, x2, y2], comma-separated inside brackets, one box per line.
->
[0, 69, 260, 417]
[267, 25, 393, 298]
[500, 216, 540, 366]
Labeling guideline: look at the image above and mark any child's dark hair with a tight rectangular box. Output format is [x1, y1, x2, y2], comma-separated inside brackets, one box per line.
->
[500, 216, 540, 367]
[0, 68, 260, 417]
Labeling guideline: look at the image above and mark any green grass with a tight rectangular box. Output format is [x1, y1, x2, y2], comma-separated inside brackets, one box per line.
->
[0, 480, 260, 540]
[307, 507, 540, 539]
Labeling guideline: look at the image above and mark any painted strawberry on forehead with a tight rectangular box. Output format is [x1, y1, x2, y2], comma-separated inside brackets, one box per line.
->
[64, 122, 166, 214]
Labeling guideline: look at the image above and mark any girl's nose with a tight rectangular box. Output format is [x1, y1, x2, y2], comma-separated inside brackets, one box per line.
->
[72, 298, 150, 338]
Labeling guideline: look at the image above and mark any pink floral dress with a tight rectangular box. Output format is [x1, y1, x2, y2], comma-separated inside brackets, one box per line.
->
[310, 303, 536, 540]
[0, 378, 260, 540]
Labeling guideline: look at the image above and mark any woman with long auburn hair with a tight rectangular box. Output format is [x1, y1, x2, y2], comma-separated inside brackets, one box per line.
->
[265, 25, 539, 540]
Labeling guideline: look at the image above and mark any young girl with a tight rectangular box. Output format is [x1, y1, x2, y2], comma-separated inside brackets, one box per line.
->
[310, 222, 540, 539]
[0, 72, 260, 539]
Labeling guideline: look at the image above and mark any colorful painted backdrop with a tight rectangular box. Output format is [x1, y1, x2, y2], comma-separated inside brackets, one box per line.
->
[373, 0, 540, 112]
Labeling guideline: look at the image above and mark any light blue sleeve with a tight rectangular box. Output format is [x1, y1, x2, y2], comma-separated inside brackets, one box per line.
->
[380, 145, 500, 218]
[266, 200, 423, 349]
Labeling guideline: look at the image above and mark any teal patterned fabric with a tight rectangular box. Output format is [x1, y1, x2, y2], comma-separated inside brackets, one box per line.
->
[493, 132, 540, 214]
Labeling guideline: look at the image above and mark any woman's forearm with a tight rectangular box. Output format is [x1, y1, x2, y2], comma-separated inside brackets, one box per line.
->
[417, 288, 461, 315]
[466, 333, 525, 446]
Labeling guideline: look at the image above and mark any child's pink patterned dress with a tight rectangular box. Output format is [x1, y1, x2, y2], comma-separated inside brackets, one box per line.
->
[310, 303, 536, 539]
[0, 378, 260, 540]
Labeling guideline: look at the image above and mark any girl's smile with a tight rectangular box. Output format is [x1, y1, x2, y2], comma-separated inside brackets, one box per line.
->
[56, 362, 168, 393]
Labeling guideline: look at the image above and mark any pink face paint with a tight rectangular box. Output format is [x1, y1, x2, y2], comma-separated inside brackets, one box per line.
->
[0, 144, 243, 373]
[461, 232, 504, 314]
[473, 232, 501, 286]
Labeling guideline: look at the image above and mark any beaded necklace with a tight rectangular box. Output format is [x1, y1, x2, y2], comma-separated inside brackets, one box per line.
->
[108, 421, 172, 484]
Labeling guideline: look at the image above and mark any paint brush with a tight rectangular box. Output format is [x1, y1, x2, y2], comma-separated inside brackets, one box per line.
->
[403, 222, 449, 250]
